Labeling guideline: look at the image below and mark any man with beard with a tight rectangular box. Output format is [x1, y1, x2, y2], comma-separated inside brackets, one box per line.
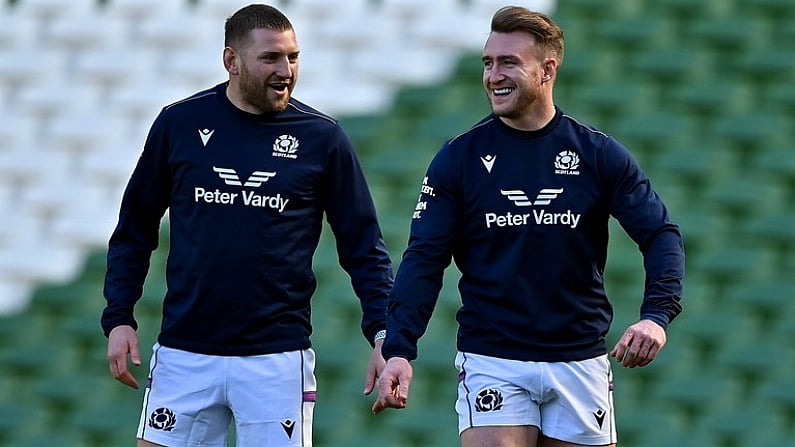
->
[372, 6, 684, 447]
[102, 4, 394, 446]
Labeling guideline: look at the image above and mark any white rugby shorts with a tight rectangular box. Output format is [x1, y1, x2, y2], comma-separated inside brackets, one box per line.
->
[455, 351, 617, 445]
[137, 344, 317, 447]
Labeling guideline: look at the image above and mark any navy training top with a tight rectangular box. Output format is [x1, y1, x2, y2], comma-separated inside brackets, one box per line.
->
[101, 82, 394, 356]
[382, 108, 684, 362]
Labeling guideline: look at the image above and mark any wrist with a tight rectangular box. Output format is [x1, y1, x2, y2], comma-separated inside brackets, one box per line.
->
[373, 329, 386, 344]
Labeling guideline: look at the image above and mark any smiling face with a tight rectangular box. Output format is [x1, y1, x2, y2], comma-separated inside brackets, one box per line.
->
[482, 31, 551, 123]
[225, 27, 299, 114]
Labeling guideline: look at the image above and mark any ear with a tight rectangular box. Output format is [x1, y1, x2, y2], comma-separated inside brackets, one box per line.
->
[542, 57, 559, 82]
[223, 47, 239, 76]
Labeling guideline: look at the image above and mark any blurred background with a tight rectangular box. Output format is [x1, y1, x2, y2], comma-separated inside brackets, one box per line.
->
[0, 0, 794, 446]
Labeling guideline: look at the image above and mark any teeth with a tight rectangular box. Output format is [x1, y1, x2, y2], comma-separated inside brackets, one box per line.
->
[493, 88, 513, 96]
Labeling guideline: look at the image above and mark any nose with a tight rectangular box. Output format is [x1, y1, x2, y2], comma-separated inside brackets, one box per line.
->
[485, 66, 503, 85]
[276, 57, 293, 78]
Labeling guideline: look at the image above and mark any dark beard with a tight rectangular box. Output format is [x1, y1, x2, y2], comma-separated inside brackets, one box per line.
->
[240, 71, 289, 114]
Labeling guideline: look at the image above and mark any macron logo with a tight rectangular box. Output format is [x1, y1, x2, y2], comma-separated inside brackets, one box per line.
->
[480, 154, 496, 173]
[199, 129, 215, 147]
[213, 167, 276, 187]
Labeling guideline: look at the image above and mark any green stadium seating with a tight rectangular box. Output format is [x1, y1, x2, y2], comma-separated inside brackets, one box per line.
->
[630, 48, 708, 84]
[698, 401, 787, 445]
[596, 16, 667, 49]
[688, 17, 768, 50]
[651, 371, 740, 421]
[725, 279, 795, 323]
[752, 145, 795, 182]
[673, 79, 752, 116]
[714, 336, 794, 394]
[3, 432, 86, 447]
[673, 310, 756, 362]
[758, 373, 795, 413]
[701, 173, 787, 218]
[641, 431, 721, 447]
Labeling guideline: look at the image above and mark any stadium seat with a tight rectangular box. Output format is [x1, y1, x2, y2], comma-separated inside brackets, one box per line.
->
[0, 401, 50, 440]
[673, 310, 756, 362]
[733, 46, 795, 83]
[163, 45, 228, 89]
[0, 7, 37, 50]
[672, 78, 752, 116]
[595, 16, 667, 49]
[752, 145, 795, 182]
[10, 0, 96, 23]
[714, 336, 794, 392]
[617, 408, 680, 446]
[74, 44, 157, 91]
[194, 0, 257, 19]
[630, 47, 708, 83]
[68, 395, 143, 445]
[574, 80, 651, 120]
[104, 0, 186, 26]
[46, 11, 125, 53]
[408, 0, 489, 51]
[5, 432, 86, 447]
[651, 371, 739, 420]
[692, 243, 774, 284]
[698, 402, 787, 445]
[688, 16, 768, 50]
[758, 373, 795, 413]
[742, 0, 795, 15]
[0, 340, 73, 379]
[701, 173, 787, 217]
[725, 279, 795, 323]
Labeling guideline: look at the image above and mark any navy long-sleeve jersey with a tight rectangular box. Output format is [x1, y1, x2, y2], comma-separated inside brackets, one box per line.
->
[101, 82, 394, 356]
[382, 108, 684, 362]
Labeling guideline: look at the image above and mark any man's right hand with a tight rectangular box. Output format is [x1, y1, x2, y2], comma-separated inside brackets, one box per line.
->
[372, 357, 413, 414]
[107, 325, 142, 389]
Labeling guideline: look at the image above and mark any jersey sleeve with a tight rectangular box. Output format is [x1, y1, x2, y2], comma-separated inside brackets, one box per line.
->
[382, 144, 459, 361]
[601, 137, 685, 329]
[323, 126, 394, 346]
[101, 111, 171, 336]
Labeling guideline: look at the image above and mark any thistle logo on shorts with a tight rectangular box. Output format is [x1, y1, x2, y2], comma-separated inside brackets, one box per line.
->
[272, 134, 299, 159]
[474, 388, 504, 412]
[148, 407, 177, 432]
[554, 150, 581, 175]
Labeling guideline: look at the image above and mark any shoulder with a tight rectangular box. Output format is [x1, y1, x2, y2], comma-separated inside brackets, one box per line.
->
[558, 111, 631, 161]
[447, 115, 497, 148]
[559, 112, 611, 142]
[162, 85, 221, 115]
[285, 98, 341, 129]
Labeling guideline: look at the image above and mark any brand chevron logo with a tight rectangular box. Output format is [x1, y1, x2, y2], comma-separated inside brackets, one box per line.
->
[500, 188, 564, 206]
[212, 166, 276, 187]
[280, 419, 296, 438]
[593, 409, 606, 429]
[480, 154, 496, 173]
[199, 128, 215, 147]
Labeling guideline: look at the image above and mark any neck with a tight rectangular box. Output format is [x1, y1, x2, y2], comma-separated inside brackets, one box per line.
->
[225, 82, 262, 114]
[499, 100, 556, 131]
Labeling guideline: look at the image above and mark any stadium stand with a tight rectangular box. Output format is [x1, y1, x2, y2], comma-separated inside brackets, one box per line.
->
[1, 0, 794, 446]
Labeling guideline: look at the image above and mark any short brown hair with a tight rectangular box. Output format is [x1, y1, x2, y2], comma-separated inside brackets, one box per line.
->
[491, 6, 564, 63]
[224, 4, 293, 49]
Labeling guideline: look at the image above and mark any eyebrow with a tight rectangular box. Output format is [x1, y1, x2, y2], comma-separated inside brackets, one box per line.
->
[482, 54, 520, 62]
